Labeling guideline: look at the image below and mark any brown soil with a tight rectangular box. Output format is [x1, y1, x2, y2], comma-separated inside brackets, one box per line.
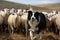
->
[0, 32, 60, 40]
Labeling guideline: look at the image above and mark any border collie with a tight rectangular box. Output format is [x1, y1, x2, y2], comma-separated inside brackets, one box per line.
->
[27, 11, 46, 40]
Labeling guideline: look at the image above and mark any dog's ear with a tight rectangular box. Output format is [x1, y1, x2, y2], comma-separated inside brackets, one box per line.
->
[35, 12, 39, 14]
[35, 12, 40, 16]
[28, 11, 32, 14]
[35, 12, 39, 13]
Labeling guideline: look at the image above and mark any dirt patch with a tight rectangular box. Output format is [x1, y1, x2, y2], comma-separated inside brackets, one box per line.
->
[0, 32, 60, 40]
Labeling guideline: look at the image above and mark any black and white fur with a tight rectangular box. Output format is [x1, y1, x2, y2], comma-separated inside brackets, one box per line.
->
[27, 11, 46, 40]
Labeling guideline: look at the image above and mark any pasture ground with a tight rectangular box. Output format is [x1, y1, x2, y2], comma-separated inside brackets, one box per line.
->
[0, 31, 60, 40]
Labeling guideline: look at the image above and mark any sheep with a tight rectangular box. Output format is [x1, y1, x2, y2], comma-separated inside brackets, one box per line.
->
[0, 15, 4, 32]
[47, 10, 58, 21]
[17, 12, 28, 40]
[47, 10, 58, 18]
[47, 13, 60, 35]
[17, 9, 23, 16]
[0, 8, 10, 31]
[42, 12, 48, 15]
[55, 14, 60, 35]
[0, 15, 4, 25]
[8, 13, 20, 34]
[52, 10, 58, 14]
[19, 12, 28, 34]
[10, 8, 16, 14]
[42, 12, 48, 17]
[48, 14, 57, 21]
[23, 9, 27, 13]
[0, 8, 10, 17]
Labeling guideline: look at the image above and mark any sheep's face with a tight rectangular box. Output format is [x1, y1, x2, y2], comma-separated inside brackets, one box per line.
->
[4, 8, 10, 13]
[28, 11, 40, 31]
[10, 8, 16, 13]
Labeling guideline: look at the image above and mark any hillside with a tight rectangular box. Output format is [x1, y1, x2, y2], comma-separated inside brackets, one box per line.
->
[36, 3, 60, 11]
[0, 1, 29, 9]
[0, 1, 51, 12]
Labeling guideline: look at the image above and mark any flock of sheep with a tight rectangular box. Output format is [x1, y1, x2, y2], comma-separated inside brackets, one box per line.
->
[0, 7, 60, 40]
[0, 8, 30, 34]
[41, 10, 60, 35]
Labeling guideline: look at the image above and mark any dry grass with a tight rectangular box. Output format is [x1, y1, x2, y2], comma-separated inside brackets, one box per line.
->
[0, 32, 60, 40]
[36, 3, 60, 11]
[0, 1, 51, 12]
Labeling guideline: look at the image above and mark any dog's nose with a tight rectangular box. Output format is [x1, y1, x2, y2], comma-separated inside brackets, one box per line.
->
[32, 17, 35, 21]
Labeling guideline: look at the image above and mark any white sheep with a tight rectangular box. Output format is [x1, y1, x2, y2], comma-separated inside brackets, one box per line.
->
[10, 8, 16, 14]
[19, 12, 28, 38]
[42, 12, 48, 17]
[8, 13, 20, 34]
[0, 15, 4, 25]
[0, 15, 4, 31]
[0, 8, 10, 17]
[0, 8, 10, 26]
[17, 9, 23, 16]
[47, 13, 60, 34]
[20, 12, 28, 28]
[55, 14, 60, 35]
[23, 9, 27, 13]
[47, 10, 58, 18]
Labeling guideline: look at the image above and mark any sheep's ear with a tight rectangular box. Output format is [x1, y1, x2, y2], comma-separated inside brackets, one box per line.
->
[28, 11, 32, 14]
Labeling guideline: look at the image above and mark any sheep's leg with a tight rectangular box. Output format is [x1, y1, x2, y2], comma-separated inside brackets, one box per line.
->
[25, 22, 28, 40]
[0, 25, 2, 32]
[9, 25, 14, 35]
[10, 26, 14, 34]
[8, 25, 10, 34]
[30, 31, 33, 40]
[8, 25, 14, 39]
[59, 30, 60, 35]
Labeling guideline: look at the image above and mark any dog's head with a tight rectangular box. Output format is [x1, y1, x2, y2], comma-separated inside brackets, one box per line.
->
[27, 11, 40, 31]
[28, 11, 40, 22]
